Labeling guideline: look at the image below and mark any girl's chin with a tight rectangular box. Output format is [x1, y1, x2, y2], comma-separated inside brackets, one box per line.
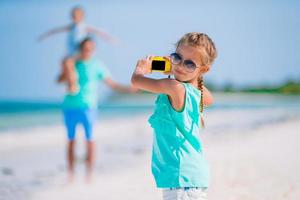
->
[174, 75, 188, 82]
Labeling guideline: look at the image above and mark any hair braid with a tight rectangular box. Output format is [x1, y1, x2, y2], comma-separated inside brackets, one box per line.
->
[198, 76, 205, 128]
[176, 32, 217, 129]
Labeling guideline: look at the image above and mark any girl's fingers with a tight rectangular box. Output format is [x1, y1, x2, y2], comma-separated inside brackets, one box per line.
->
[136, 59, 141, 66]
[163, 56, 171, 62]
[163, 71, 173, 75]
[146, 55, 155, 61]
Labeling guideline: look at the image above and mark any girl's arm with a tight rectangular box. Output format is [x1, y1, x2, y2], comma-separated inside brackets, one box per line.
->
[37, 25, 71, 42]
[131, 56, 185, 110]
[86, 26, 119, 45]
[203, 86, 214, 106]
[104, 77, 137, 93]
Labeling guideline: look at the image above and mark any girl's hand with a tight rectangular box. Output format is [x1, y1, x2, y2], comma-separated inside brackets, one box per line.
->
[131, 56, 186, 112]
[134, 56, 152, 75]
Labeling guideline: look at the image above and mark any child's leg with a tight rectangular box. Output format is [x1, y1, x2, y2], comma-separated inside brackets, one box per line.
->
[57, 58, 68, 83]
[60, 57, 78, 93]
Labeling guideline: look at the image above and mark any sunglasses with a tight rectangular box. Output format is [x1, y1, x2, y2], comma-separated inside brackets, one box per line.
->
[170, 53, 199, 73]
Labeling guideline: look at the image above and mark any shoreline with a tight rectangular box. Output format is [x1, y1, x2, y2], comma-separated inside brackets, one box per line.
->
[1, 105, 300, 133]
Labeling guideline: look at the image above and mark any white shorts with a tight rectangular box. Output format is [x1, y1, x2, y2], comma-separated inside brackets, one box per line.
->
[162, 187, 207, 200]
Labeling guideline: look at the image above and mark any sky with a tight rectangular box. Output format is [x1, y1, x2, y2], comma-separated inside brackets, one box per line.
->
[0, 0, 299, 101]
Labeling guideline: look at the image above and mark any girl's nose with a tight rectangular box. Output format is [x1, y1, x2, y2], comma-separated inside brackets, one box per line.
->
[176, 62, 185, 70]
[175, 63, 185, 73]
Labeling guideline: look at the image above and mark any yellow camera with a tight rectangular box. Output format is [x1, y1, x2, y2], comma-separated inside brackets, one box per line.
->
[151, 56, 171, 73]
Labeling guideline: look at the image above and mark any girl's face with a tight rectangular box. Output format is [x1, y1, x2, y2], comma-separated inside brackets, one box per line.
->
[80, 41, 95, 60]
[172, 44, 207, 82]
[72, 9, 84, 23]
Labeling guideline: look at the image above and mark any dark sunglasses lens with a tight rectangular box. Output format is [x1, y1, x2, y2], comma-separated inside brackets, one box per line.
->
[170, 53, 182, 65]
[183, 60, 197, 72]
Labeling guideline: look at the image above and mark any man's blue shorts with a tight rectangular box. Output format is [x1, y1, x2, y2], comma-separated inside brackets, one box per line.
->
[63, 109, 97, 141]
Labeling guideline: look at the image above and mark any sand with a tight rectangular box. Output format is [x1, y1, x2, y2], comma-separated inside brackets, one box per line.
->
[0, 109, 299, 200]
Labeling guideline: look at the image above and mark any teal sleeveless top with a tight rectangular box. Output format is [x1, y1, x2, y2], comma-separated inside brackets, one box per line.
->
[148, 82, 209, 188]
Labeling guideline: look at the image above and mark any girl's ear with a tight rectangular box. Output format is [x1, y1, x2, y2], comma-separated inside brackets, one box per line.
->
[200, 66, 210, 74]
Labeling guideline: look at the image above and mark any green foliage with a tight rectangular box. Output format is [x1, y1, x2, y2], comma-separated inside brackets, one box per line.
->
[240, 80, 300, 94]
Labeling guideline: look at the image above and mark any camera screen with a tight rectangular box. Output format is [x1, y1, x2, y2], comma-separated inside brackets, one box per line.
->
[152, 60, 166, 71]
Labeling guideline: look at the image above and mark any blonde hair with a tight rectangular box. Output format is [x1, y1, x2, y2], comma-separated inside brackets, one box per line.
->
[176, 32, 217, 128]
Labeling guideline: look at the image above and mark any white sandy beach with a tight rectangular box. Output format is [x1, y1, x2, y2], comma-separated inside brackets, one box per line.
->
[0, 108, 300, 200]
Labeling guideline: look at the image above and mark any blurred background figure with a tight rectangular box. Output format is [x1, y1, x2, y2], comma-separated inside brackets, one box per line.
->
[37, 6, 118, 93]
[60, 37, 136, 182]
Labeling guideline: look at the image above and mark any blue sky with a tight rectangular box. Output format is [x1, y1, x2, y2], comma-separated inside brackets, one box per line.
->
[0, 0, 299, 100]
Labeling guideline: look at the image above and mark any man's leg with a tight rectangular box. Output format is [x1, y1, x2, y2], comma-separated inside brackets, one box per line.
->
[63, 110, 77, 182]
[82, 110, 97, 182]
[67, 140, 76, 180]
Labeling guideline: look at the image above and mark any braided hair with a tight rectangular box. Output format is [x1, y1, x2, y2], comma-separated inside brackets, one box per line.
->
[176, 32, 217, 128]
[197, 76, 205, 128]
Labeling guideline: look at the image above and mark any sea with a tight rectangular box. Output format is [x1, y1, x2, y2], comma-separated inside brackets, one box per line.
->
[1, 92, 299, 132]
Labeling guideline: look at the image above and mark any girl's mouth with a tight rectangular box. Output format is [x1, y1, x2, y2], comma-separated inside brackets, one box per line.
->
[174, 69, 185, 75]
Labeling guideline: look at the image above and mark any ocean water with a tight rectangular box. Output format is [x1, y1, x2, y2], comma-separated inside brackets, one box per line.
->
[0, 93, 300, 132]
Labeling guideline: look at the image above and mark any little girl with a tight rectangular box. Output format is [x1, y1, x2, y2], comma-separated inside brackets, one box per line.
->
[131, 32, 217, 200]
